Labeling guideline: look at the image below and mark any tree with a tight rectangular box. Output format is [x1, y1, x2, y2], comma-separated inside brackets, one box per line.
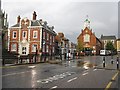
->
[77, 41, 83, 52]
[105, 41, 115, 51]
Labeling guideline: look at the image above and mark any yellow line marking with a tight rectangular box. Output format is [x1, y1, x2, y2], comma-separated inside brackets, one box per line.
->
[105, 71, 119, 90]
[112, 71, 119, 81]
[105, 81, 112, 90]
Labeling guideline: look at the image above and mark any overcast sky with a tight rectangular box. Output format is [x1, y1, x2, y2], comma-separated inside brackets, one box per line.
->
[1, 0, 119, 43]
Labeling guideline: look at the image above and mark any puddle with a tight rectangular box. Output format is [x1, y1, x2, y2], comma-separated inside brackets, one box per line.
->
[77, 61, 97, 69]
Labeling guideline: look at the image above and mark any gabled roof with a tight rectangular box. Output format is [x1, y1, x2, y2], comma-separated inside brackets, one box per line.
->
[101, 35, 116, 40]
[10, 19, 56, 35]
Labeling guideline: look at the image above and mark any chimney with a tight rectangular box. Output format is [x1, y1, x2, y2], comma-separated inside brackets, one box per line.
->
[17, 15, 21, 24]
[33, 11, 37, 20]
[40, 19, 42, 21]
[52, 26, 54, 30]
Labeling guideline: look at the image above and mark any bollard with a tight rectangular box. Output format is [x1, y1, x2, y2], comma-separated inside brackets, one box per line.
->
[117, 57, 119, 70]
[111, 55, 114, 64]
[103, 57, 105, 68]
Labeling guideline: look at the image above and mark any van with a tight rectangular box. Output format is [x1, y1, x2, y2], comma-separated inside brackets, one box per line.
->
[100, 50, 111, 56]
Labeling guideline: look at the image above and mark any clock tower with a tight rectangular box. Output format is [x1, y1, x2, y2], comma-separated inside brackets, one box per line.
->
[83, 15, 90, 30]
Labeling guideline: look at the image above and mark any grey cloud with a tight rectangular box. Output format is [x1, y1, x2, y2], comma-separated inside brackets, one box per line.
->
[2, 1, 118, 43]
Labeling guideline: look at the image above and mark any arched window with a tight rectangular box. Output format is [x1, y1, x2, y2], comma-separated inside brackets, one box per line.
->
[84, 34, 90, 42]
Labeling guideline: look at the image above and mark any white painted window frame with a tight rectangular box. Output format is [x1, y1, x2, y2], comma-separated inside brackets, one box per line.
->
[32, 44, 38, 52]
[46, 45, 49, 52]
[12, 31, 17, 39]
[22, 31, 27, 38]
[33, 31, 38, 38]
[43, 31, 45, 39]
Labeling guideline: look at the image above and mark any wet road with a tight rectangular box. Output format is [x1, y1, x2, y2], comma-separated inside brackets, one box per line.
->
[2, 56, 120, 89]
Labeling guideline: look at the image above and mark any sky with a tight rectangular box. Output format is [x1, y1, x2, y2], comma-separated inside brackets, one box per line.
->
[1, 0, 119, 43]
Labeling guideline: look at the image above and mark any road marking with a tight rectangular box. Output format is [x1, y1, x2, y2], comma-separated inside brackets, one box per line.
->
[111, 71, 119, 81]
[105, 81, 112, 90]
[0, 66, 19, 69]
[82, 72, 88, 76]
[105, 71, 119, 90]
[51, 86, 58, 89]
[0, 64, 32, 69]
[67, 77, 77, 82]
[2, 70, 31, 77]
[37, 72, 75, 84]
[0, 64, 39, 69]
[2, 73, 18, 77]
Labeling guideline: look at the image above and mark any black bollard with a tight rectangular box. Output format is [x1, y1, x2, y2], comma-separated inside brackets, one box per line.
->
[117, 57, 119, 70]
[111, 55, 114, 64]
[103, 57, 105, 68]
[2, 59, 5, 66]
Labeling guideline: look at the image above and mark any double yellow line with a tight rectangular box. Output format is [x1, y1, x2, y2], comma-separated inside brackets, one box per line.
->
[105, 70, 119, 90]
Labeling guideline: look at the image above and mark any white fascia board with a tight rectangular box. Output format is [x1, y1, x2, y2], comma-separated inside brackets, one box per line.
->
[29, 26, 42, 28]
[9, 27, 21, 29]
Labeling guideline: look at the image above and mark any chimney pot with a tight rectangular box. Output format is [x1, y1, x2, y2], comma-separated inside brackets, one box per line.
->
[17, 15, 21, 24]
[40, 19, 42, 21]
[33, 11, 37, 20]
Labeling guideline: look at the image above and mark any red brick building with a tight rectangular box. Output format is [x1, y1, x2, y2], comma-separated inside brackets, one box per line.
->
[77, 16, 101, 55]
[8, 11, 56, 63]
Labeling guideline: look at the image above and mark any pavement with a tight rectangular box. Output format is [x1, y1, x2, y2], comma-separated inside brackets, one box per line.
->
[1, 56, 120, 89]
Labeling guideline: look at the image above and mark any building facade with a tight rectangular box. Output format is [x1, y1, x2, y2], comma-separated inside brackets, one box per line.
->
[117, 39, 120, 53]
[55, 33, 76, 59]
[100, 35, 116, 50]
[8, 11, 56, 63]
[77, 16, 101, 55]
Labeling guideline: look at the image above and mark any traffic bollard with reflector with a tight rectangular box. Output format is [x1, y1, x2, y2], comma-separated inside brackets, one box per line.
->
[111, 55, 114, 64]
[117, 57, 119, 70]
[103, 57, 105, 68]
